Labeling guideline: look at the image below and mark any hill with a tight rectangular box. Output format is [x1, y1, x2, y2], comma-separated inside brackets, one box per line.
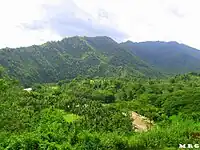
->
[0, 36, 161, 86]
[120, 41, 200, 74]
[1, 69, 200, 149]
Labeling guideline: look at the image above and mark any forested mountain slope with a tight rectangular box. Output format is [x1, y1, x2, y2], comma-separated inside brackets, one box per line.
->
[1, 67, 200, 149]
[0, 36, 161, 86]
[120, 41, 200, 74]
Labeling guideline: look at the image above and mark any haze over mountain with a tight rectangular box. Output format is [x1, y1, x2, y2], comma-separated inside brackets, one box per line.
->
[120, 40, 200, 74]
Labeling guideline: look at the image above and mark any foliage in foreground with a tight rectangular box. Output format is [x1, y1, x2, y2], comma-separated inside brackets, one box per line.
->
[1, 73, 200, 149]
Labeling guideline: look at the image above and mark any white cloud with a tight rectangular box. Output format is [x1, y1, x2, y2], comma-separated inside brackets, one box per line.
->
[0, 0, 62, 48]
[0, 0, 200, 49]
[74, 0, 200, 48]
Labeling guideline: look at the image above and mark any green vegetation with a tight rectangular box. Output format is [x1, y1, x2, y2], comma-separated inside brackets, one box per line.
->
[2, 36, 200, 87]
[0, 36, 162, 87]
[1, 36, 200, 149]
[1, 67, 200, 149]
[64, 114, 81, 123]
[120, 41, 200, 74]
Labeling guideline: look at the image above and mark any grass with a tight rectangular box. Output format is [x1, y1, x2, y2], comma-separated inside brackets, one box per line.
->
[63, 114, 81, 123]
[51, 86, 59, 90]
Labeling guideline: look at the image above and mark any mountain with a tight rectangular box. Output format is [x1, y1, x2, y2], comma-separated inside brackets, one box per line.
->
[2, 37, 200, 149]
[120, 41, 200, 74]
[0, 36, 161, 86]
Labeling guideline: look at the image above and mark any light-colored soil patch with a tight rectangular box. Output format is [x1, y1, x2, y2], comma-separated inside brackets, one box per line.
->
[131, 112, 154, 132]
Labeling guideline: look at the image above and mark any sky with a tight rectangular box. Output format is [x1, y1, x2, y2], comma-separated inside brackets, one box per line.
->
[0, 0, 200, 49]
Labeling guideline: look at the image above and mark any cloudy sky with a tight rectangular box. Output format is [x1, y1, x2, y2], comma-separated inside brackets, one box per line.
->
[0, 0, 200, 49]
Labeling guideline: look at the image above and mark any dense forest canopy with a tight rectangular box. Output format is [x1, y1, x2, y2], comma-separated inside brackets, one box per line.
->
[1, 66, 200, 149]
[1, 36, 200, 87]
[120, 41, 200, 74]
[1, 36, 200, 149]
[0, 36, 170, 87]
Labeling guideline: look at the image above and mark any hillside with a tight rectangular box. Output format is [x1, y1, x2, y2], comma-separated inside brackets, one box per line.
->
[0, 36, 161, 86]
[2, 36, 200, 86]
[120, 41, 200, 74]
[1, 68, 200, 149]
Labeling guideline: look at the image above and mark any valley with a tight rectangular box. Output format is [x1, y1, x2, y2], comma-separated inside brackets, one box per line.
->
[1, 36, 200, 149]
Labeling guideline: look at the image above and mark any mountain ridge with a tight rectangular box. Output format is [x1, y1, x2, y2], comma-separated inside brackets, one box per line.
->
[120, 40, 200, 74]
[1, 35, 200, 86]
[0, 36, 162, 86]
